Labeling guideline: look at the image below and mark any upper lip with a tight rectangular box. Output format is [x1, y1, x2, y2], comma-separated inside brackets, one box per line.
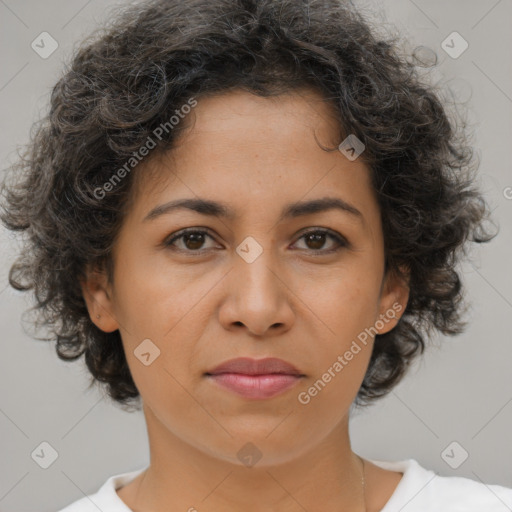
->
[205, 357, 303, 376]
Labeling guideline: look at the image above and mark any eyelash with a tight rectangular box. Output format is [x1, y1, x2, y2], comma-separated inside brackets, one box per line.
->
[163, 227, 349, 255]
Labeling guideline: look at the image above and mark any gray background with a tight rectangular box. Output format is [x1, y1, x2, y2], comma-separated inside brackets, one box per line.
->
[1, 0, 511, 510]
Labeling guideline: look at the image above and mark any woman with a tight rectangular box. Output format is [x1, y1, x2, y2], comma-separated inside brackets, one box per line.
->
[1, 0, 510, 510]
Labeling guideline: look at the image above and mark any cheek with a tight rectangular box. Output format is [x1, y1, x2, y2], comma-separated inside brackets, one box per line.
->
[295, 263, 381, 402]
[112, 248, 202, 335]
[297, 277, 376, 418]
[114, 262, 212, 380]
[300, 265, 381, 336]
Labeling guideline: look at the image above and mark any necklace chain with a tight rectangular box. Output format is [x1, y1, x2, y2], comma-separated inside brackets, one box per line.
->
[359, 455, 367, 512]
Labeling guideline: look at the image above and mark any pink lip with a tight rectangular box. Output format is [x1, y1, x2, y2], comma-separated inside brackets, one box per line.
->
[205, 357, 304, 399]
[207, 373, 303, 399]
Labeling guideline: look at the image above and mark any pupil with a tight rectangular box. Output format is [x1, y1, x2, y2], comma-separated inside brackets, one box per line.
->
[185, 233, 204, 250]
[307, 233, 325, 249]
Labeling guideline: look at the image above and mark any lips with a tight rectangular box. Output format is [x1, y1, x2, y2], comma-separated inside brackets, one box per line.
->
[204, 357, 305, 400]
[205, 357, 303, 376]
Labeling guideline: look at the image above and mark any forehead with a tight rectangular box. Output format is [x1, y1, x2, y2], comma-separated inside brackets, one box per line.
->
[134, 88, 341, 192]
[185, 87, 340, 132]
[128, 88, 376, 223]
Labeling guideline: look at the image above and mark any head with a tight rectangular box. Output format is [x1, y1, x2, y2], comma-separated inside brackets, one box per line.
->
[0, 0, 495, 463]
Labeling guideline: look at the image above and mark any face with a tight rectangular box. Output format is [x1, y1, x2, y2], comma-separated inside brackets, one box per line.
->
[82, 88, 409, 466]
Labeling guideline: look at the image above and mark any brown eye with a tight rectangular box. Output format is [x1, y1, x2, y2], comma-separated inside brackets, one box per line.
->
[304, 232, 327, 250]
[182, 232, 207, 250]
[293, 229, 348, 253]
[164, 228, 348, 255]
[164, 229, 218, 252]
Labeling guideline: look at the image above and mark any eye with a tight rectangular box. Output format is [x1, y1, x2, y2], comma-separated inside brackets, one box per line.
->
[163, 227, 349, 254]
[292, 228, 348, 253]
[164, 228, 219, 252]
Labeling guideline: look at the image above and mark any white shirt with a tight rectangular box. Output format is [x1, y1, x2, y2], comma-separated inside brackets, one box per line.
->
[56, 458, 512, 511]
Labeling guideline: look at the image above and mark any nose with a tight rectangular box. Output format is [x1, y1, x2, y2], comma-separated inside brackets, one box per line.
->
[217, 241, 295, 337]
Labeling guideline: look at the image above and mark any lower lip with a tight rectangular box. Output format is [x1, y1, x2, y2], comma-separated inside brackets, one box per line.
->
[206, 373, 302, 399]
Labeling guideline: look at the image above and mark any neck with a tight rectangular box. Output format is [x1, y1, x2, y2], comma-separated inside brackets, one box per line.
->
[126, 404, 366, 512]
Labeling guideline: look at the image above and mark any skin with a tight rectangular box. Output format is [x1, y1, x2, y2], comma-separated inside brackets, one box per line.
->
[81, 88, 410, 512]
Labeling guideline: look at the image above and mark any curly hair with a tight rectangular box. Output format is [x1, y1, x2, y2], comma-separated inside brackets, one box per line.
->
[0, 0, 497, 411]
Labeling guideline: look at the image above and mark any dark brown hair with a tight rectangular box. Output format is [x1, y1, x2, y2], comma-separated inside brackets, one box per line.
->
[0, 0, 496, 411]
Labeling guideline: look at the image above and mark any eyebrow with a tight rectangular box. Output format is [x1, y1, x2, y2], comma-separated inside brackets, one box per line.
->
[143, 196, 364, 224]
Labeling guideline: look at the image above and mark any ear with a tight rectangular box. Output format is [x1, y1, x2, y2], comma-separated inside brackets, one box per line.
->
[375, 265, 410, 335]
[80, 263, 120, 333]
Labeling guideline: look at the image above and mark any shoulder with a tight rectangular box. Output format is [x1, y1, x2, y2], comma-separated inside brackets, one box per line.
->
[370, 458, 512, 512]
[54, 467, 147, 512]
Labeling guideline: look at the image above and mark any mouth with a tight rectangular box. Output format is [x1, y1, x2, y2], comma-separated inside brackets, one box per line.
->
[205, 373, 304, 399]
[204, 357, 305, 400]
